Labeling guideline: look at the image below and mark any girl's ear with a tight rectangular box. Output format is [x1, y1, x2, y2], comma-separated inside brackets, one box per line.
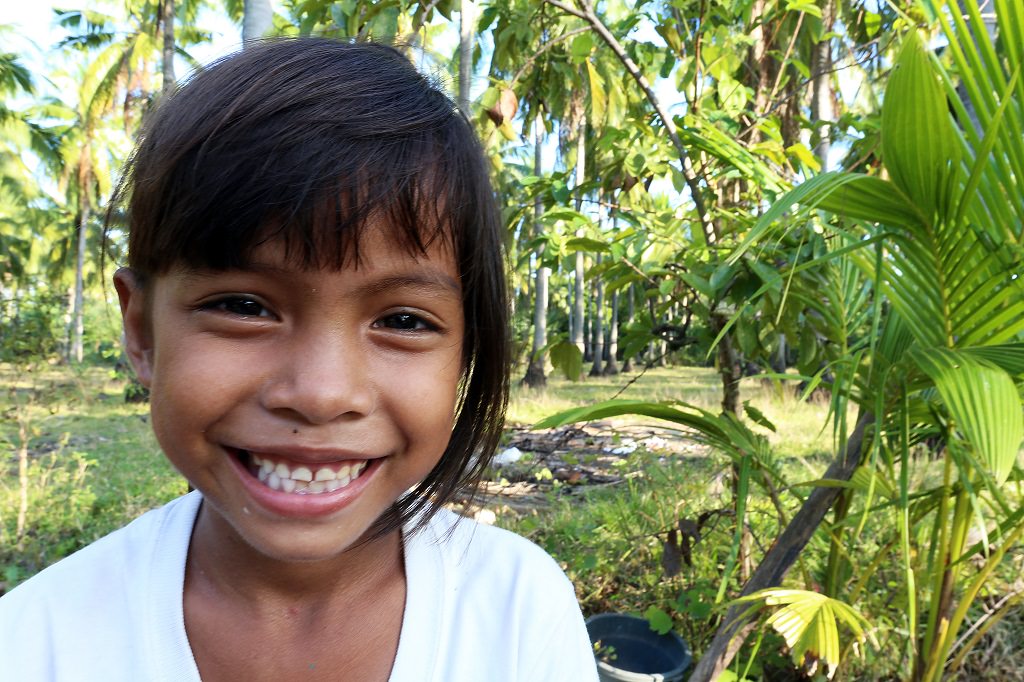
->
[113, 267, 155, 388]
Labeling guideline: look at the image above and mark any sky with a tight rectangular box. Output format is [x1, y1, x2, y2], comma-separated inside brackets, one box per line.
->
[1, 1, 248, 87]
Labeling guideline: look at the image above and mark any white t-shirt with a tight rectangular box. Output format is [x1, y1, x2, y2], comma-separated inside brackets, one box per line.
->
[0, 492, 598, 681]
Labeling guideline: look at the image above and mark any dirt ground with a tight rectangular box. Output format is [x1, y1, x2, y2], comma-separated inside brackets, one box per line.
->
[451, 421, 712, 522]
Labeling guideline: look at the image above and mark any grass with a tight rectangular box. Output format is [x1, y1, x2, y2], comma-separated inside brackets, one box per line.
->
[1, 362, 186, 585]
[509, 365, 838, 460]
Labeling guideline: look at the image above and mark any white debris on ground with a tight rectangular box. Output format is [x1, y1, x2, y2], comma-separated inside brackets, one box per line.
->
[601, 435, 671, 455]
[604, 439, 638, 455]
[493, 446, 523, 466]
[641, 435, 670, 451]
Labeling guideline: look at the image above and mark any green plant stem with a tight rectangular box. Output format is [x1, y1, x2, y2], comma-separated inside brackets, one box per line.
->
[921, 482, 972, 682]
[919, 454, 955, 679]
[937, 512, 1024, 677]
[898, 393, 917, 664]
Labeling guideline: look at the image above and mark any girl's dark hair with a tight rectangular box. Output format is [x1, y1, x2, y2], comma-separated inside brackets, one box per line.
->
[112, 38, 509, 536]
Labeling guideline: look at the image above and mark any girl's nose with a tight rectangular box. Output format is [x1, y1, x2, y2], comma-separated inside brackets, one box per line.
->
[259, 327, 376, 424]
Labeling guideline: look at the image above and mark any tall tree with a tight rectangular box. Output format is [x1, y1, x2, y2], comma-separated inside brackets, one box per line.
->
[522, 118, 549, 388]
[243, 0, 274, 43]
[161, 0, 175, 95]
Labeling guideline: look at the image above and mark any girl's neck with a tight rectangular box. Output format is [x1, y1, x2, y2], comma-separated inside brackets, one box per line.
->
[186, 500, 405, 611]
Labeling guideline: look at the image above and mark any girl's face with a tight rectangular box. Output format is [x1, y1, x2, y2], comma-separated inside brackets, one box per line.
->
[115, 222, 465, 563]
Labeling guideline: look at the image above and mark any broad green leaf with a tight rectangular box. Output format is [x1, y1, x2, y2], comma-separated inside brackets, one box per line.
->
[565, 236, 609, 253]
[881, 31, 961, 220]
[570, 33, 593, 62]
[960, 343, 1024, 376]
[548, 339, 583, 381]
[729, 169, 905, 262]
[815, 175, 925, 228]
[734, 589, 872, 679]
[644, 606, 674, 635]
[912, 348, 1024, 484]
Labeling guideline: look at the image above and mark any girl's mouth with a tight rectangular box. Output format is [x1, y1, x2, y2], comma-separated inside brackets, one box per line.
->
[237, 449, 370, 495]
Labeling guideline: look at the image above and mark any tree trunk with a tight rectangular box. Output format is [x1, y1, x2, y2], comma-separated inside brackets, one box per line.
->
[243, 0, 274, 44]
[583, 271, 592, 362]
[161, 0, 176, 96]
[715, 313, 742, 415]
[604, 289, 620, 375]
[810, 0, 836, 165]
[589, 255, 604, 376]
[571, 120, 586, 363]
[622, 283, 635, 372]
[71, 204, 89, 364]
[457, 0, 474, 114]
[522, 117, 548, 388]
[771, 333, 788, 373]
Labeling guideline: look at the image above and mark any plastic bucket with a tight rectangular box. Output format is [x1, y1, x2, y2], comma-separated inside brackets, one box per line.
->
[586, 613, 692, 682]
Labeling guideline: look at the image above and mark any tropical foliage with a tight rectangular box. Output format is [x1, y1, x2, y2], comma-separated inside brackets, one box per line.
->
[2, 0, 1022, 679]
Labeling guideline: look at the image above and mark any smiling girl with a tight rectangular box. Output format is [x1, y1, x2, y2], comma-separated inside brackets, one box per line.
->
[0, 39, 597, 681]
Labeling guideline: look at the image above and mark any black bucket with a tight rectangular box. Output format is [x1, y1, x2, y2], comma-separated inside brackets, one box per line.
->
[586, 613, 692, 682]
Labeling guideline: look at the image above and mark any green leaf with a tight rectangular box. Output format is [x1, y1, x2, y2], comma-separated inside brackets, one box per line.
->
[786, 143, 821, 173]
[549, 339, 583, 381]
[565, 236, 609, 253]
[815, 175, 925, 227]
[960, 343, 1024, 377]
[912, 348, 1024, 485]
[570, 33, 594, 62]
[734, 589, 872, 678]
[743, 401, 777, 432]
[586, 59, 607, 126]
[882, 31, 961, 220]
[730, 172, 921, 264]
[644, 606, 674, 635]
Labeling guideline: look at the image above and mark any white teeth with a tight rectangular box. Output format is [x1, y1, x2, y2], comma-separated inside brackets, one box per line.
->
[246, 451, 369, 495]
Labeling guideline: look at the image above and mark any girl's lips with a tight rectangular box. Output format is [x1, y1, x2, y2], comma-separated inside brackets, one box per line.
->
[226, 446, 381, 518]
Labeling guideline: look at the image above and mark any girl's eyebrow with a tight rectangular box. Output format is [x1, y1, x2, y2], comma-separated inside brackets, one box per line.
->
[178, 266, 460, 296]
[354, 272, 461, 298]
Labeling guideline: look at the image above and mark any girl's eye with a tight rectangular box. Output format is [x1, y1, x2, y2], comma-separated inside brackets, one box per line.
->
[376, 313, 432, 331]
[206, 297, 271, 318]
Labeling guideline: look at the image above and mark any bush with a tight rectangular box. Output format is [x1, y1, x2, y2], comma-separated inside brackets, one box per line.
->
[0, 289, 66, 362]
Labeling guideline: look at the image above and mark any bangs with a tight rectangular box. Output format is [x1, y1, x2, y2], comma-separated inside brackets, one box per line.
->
[190, 140, 457, 273]
[122, 39, 468, 276]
